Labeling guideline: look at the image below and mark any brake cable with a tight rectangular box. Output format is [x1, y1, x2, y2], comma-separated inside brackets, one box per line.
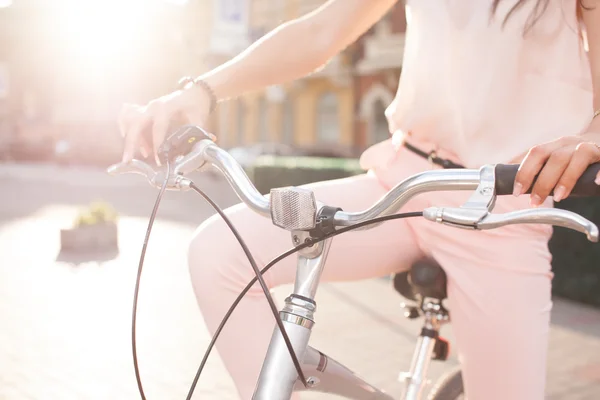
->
[184, 204, 424, 399]
[187, 182, 309, 386]
[131, 161, 171, 400]
[127, 130, 423, 399]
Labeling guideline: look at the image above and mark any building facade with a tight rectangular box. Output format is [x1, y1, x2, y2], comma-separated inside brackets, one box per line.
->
[207, 0, 406, 156]
[0, 0, 214, 163]
[353, 4, 407, 150]
[0, 0, 407, 163]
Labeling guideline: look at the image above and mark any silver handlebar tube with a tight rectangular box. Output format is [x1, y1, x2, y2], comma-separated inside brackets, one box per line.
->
[107, 140, 599, 241]
[202, 144, 271, 218]
[198, 143, 481, 229]
[192, 143, 480, 228]
[332, 169, 481, 228]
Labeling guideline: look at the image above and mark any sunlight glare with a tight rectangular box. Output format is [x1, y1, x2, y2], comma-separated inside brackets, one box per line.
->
[54, 0, 152, 68]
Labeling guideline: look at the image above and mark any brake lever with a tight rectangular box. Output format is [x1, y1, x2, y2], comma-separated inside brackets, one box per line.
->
[106, 159, 192, 191]
[477, 209, 599, 242]
[421, 164, 599, 242]
[107, 159, 157, 179]
[424, 206, 599, 242]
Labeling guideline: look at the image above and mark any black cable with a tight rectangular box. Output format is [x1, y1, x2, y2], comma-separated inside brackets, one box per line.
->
[187, 183, 309, 389]
[184, 199, 423, 400]
[131, 161, 171, 400]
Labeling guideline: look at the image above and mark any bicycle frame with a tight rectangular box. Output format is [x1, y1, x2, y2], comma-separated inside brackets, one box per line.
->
[252, 229, 446, 400]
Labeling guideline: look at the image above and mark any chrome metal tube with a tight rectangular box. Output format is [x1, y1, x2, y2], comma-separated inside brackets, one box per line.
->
[333, 169, 481, 227]
[401, 335, 437, 400]
[295, 346, 395, 399]
[201, 144, 482, 228]
[254, 239, 332, 399]
[253, 319, 313, 400]
[203, 144, 271, 217]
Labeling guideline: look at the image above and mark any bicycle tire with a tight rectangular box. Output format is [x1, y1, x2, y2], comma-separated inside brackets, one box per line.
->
[428, 366, 464, 400]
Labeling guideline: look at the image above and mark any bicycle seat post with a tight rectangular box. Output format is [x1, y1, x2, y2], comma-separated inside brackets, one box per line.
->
[398, 260, 451, 400]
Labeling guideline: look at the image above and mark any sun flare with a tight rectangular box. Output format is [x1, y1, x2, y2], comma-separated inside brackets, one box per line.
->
[52, 0, 154, 68]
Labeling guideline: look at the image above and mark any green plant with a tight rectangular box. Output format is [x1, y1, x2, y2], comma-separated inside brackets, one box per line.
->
[74, 201, 118, 227]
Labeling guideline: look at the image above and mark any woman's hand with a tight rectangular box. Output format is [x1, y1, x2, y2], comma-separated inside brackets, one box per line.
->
[514, 134, 600, 206]
[118, 85, 212, 164]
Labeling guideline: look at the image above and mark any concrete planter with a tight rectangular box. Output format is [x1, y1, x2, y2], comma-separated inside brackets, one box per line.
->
[60, 221, 119, 253]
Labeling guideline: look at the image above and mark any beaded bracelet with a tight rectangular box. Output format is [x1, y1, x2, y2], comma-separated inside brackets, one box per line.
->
[178, 76, 217, 115]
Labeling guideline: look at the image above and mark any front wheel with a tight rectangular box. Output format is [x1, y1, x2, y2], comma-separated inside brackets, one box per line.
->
[428, 367, 464, 400]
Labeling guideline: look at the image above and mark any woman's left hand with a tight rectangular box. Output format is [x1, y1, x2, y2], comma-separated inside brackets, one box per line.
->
[514, 134, 600, 206]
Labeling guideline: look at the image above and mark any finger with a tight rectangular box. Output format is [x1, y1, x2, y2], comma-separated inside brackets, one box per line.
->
[555, 142, 600, 200]
[122, 114, 149, 163]
[514, 137, 577, 196]
[529, 147, 573, 206]
[152, 109, 171, 166]
[139, 136, 151, 159]
[118, 104, 132, 138]
[118, 103, 143, 138]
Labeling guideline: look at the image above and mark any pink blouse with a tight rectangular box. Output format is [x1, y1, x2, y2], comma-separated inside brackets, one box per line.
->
[385, 0, 594, 167]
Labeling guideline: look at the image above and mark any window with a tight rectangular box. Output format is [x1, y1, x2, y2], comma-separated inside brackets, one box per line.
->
[282, 97, 294, 144]
[359, 84, 394, 146]
[258, 97, 269, 142]
[372, 99, 390, 144]
[316, 91, 339, 143]
[0, 62, 8, 99]
[219, 0, 244, 23]
[218, 101, 229, 146]
[237, 98, 246, 145]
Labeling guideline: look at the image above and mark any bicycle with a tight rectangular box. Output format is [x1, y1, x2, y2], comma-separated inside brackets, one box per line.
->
[108, 125, 600, 400]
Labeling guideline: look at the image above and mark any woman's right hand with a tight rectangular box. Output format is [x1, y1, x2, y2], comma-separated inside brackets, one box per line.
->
[118, 84, 212, 165]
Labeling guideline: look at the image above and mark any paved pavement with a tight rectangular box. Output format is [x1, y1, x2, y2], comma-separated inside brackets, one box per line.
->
[0, 163, 599, 399]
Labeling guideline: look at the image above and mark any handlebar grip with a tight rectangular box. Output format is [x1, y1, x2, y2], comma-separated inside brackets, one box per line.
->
[495, 163, 600, 196]
[158, 125, 216, 164]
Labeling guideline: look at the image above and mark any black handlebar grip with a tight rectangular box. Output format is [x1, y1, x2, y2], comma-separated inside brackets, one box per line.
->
[495, 163, 600, 196]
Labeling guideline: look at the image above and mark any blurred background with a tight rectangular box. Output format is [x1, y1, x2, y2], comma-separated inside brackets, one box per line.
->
[0, 1, 599, 399]
[0, 0, 405, 165]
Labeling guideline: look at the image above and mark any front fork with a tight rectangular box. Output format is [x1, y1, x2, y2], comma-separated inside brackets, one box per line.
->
[252, 231, 332, 400]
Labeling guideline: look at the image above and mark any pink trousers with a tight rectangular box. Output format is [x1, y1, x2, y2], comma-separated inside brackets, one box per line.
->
[188, 139, 554, 400]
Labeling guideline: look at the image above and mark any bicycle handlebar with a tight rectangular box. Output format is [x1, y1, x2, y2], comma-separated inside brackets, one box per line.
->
[107, 126, 600, 242]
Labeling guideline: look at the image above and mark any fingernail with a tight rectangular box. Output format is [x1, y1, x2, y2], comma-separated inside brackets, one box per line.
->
[595, 175, 600, 185]
[530, 194, 543, 207]
[553, 185, 566, 202]
[513, 182, 523, 197]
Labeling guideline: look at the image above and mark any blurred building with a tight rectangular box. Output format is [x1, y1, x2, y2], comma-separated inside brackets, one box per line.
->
[353, 4, 407, 150]
[0, 0, 406, 164]
[208, 0, 407, 156]
[0, 0, 214, 164]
